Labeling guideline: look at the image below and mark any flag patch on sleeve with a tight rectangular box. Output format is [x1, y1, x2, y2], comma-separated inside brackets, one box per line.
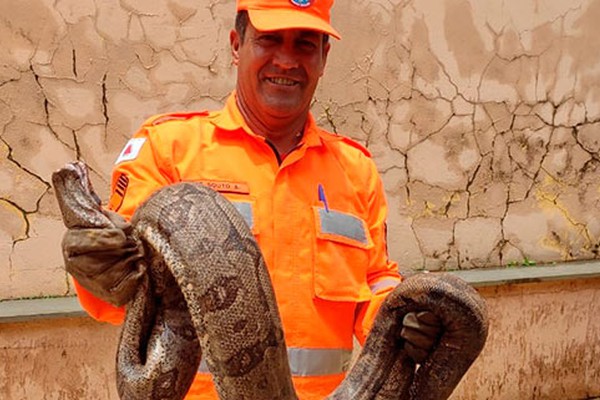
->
[115, 138, 146, 164]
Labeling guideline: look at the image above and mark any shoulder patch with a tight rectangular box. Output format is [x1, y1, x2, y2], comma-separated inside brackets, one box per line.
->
[145, 111, 210, 127]
[115, 137, 146, 164]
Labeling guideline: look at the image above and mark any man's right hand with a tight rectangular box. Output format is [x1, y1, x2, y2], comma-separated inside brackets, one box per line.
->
[400, 310, 442, 364]
[61, 210, 145, 307]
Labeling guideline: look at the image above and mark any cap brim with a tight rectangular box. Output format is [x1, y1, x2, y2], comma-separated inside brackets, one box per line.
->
[248, 9, 341, 40]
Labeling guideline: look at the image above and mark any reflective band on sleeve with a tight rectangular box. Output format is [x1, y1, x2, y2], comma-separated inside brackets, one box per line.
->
[231, 201, 253, 230]
[369, 278, 401, 294]
[318, 208, 368, 245]
[198, 347, 352, 377]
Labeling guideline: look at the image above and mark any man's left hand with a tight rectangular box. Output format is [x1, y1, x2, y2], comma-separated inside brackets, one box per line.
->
[399, 311, 443, 364]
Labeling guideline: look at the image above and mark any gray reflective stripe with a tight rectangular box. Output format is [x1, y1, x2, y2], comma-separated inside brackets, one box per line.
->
[231, 201, 253, 229]
[369, 278, 400, 294]
[198, 359, 209, 373]
[288, 347, 352, 376]
[198, 347, 352, 376]
[318, 208, 368, 245]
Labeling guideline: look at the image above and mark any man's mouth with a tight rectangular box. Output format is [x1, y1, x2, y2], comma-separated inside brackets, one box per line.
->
[266, 77, 298, 86]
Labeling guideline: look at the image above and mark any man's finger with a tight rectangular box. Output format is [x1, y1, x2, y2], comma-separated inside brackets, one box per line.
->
[415, 311, 441, 326]
[404, 341, 429, 364]
[400, 326, 437, 349]
[402, 312, 442, 338]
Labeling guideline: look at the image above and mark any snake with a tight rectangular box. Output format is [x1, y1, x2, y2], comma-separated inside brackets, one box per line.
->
[52, 161, 488, 400]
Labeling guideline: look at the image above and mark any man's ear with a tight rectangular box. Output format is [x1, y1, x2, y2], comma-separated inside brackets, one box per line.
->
[230, 29, 240, 65]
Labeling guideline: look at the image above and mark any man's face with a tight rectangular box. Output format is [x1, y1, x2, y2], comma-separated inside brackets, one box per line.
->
[231, 23, 330, 123]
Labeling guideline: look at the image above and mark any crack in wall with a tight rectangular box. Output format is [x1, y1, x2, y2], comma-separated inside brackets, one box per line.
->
[1, 137, 49, 190]
[101, 73, 108, 137]
[29, 65, 75, 151]
[71, 49, 77, 78]
[0, 198, 31, 244]
[387, 83, 598, 269]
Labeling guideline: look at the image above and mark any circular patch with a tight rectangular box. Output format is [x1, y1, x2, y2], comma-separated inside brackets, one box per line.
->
[290, 0, 312, 7]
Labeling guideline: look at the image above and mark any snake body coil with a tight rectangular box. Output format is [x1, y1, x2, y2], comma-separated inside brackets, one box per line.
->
[53, 161, 488, 400]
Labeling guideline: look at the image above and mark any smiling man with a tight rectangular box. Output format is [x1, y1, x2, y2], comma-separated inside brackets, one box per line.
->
[60, 0, 442, 399]
[232, 7, 333, 155]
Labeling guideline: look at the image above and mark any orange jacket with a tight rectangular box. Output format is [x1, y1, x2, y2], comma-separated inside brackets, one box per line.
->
[74, 92, 401, 399]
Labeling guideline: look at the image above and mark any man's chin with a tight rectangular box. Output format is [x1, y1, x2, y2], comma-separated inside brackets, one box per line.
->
[255, 91, 312, 120]
[262, 102, 306, 120]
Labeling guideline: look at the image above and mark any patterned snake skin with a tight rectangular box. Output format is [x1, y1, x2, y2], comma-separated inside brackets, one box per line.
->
[52, 161, 488, 400]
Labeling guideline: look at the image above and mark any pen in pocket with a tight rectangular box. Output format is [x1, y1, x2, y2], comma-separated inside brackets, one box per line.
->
[318, 183, 330, 213]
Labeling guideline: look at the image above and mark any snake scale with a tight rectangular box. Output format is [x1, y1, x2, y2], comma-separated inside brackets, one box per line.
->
[52, 161, 488, 400]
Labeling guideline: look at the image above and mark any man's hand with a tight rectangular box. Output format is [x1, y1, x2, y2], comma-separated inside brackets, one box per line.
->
[61, 210, 145, 307]
[400, 311, 443, 364]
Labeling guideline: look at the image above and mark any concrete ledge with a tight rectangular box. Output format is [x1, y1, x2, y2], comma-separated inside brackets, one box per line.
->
[449, 260, 600, 287]
[1, 260, 600, 323]
[0, 296, 86, 323]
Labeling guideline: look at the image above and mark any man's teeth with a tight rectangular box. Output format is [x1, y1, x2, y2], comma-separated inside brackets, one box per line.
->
[268, 77, 296, 86]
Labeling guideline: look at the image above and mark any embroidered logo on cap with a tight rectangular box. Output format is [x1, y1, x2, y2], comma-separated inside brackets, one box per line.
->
[290, 0, 312, 8]
[115, 138, 146, 164]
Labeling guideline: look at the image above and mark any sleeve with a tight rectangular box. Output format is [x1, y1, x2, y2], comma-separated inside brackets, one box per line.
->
[73, 120, 175, 325]
[353, 160, 402, 344]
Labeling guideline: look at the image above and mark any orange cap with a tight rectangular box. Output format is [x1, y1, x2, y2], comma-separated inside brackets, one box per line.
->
[237, 0, 341, 40]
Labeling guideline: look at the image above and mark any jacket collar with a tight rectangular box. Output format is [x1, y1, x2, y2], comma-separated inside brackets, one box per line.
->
[210, 91, 323, 148]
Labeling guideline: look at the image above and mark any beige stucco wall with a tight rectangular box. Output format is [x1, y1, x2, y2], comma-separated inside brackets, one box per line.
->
[2, 278, 599, 399]
[1, 0, 600, 299]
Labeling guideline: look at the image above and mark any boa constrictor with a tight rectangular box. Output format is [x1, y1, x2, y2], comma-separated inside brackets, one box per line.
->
[52, 161, 488, 400]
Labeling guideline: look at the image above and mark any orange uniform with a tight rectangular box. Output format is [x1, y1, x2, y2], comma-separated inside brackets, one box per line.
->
[74, 92, 401, 399]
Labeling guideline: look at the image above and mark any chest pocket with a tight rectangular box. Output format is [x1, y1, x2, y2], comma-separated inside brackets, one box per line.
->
[312, 207, 373, 302]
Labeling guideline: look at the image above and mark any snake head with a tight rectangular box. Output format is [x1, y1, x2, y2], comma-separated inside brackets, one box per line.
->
[52, 161, 113, 229]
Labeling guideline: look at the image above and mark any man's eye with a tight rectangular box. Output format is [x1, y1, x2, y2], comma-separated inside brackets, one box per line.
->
[257, 35, 279, 44]
[298, 40, 317, 51]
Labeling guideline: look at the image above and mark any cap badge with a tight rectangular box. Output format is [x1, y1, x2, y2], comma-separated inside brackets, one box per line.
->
[290, 0, 312, 8]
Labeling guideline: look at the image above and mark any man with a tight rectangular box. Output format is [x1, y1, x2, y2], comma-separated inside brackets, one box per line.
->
[62, 0, 441, 399]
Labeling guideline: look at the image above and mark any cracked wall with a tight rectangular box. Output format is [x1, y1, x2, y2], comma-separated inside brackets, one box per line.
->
[1, 0, 599, 299]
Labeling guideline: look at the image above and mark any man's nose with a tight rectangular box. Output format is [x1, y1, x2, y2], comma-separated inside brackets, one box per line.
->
[272, 44, 299, 69]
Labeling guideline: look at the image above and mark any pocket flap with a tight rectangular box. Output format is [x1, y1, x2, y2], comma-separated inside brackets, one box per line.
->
[314, 207, 373, 249]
